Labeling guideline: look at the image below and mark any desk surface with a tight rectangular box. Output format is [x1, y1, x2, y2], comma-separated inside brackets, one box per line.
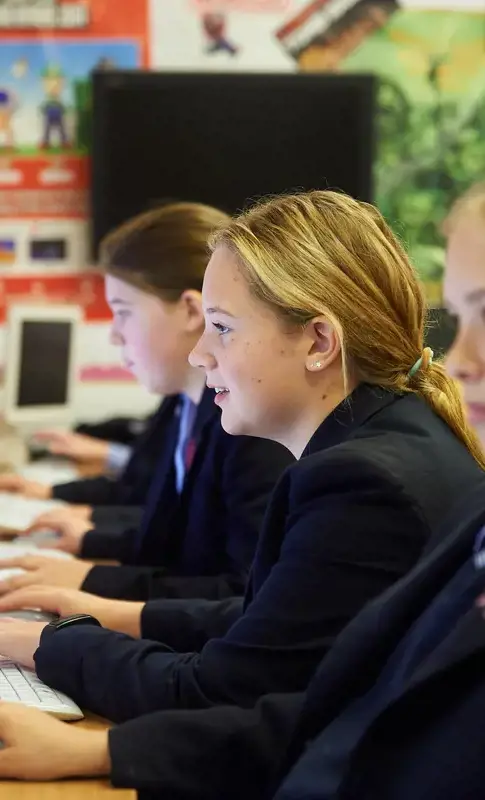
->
[0, 715, 135, 798]
[0, 431, 135, 796]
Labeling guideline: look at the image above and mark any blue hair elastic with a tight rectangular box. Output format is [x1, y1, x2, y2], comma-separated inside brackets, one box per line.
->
[408, 349, 434, 378]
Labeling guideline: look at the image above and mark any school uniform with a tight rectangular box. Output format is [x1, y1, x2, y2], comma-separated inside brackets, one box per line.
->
[34, 383, 485, 725]
[51, 399, 170, 531]
[78, 388, 294, 601]
[75, 413, 151, 446]
[105, 481, 485, 800]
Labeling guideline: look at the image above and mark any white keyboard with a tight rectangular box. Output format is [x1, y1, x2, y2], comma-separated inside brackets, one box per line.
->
[0, 493, 66, 533]
[0, 659, 83, 720]
[20, 462, 78, 486]
[0, 542, 72, 561]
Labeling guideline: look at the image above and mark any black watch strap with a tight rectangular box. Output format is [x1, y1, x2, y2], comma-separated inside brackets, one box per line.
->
[40, 613, 102, 646]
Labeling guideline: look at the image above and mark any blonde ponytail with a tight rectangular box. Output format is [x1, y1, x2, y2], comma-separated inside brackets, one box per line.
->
[211, 190, 485, 470]
[407, 349, 485, 469]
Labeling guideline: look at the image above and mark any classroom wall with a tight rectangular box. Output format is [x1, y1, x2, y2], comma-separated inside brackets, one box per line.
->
[0, 0, 154, 423]
[1, 0, 484, 423]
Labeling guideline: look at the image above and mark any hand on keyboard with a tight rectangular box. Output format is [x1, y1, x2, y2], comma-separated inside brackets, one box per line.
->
[0, 585, 143, 637]
[29, 505, 93, 529]
[0, 493, 66, 533]
[24, 515, 93, 555]
[0, 555, 94, 593]
[32, 430, 110, 463]
[0, 569, 53, 622]
[0, 475, 50, 500]
[0, 618, 45, 669]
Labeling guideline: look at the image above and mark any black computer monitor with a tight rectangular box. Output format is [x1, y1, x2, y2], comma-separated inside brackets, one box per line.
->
[3, 304, 81, 428]
[91, 70, 376, 256]
[18, 320, 72, 408]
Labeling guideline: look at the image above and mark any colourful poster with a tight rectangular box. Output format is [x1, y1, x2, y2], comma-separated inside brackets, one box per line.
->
[151, 0, 485, 302]
[0, 0, 149, 317]
[0, 272, 110, 322]
[0, 40, 139, 222]
[0, 0, 150, 396]
[150, 0, 306, 71]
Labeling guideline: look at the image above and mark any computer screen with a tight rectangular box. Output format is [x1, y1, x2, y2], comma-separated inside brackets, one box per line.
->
[17, 321, 72, 408]
[91, 71, 376, 256]
[3, 305, 81, 428]
[30, 239, 68, 261]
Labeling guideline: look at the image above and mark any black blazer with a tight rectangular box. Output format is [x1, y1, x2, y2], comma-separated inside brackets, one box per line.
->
[75, 413, 150, 446]
[105, 480, 485, 800]
[51, 398, 168, 509]
[80, 389, 294, 601]
[34, 384, 485, 725]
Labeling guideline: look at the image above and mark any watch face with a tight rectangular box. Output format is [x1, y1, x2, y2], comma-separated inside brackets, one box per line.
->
[60, 614, 100, 625]
[49, 614, 102, 633]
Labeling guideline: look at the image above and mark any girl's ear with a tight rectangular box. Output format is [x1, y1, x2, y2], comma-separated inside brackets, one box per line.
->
[180, 290, 204, 330]
[304, 317, 341, 373]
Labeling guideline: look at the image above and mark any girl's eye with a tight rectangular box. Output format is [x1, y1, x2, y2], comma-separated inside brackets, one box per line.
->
[212, 322, 231, 335]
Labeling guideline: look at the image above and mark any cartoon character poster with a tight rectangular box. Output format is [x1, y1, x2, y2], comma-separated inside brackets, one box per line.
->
[0, 40, 138, 157]
[151, 0, 485, 302]
[0, 0, 150, 398]
[0, 0, 148, 308]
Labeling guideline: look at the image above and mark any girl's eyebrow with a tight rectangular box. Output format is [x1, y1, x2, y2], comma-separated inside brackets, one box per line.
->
[206, 306, 234, 317]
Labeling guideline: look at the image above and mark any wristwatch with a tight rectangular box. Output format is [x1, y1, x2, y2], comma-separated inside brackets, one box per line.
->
[40, 614, 102, 646]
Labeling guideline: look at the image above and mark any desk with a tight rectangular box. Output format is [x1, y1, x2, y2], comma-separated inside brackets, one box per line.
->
[0, 715, 135, 798]
[0, 429, 135, 796]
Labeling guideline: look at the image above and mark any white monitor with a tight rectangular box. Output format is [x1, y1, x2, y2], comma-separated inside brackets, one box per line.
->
[3, 304, 81, 431]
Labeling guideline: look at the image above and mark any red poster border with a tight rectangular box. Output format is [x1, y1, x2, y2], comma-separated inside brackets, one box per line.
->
[0, 0, 150, 65]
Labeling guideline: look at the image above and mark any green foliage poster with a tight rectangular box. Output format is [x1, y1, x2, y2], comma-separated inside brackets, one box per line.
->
[152, 0, 485, 301]
[339, 9, 485, 302]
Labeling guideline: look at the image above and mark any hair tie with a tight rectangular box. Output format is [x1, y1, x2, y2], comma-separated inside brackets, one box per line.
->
[408, 348, 434, 378]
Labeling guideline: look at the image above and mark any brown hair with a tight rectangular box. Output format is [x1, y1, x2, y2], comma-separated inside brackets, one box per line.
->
[211, 190, 485, 469]
[99, 202, 230, 301]
[442, 181, 485, 237]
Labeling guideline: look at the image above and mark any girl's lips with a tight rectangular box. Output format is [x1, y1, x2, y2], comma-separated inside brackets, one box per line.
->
[214, 390, 229, 406]
[467, 402, 485, 423]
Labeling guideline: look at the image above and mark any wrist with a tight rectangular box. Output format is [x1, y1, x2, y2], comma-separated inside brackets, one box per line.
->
[40, 484, 52, 500]
[105, 602, 143, 637]
[25, 482, 51, 499]
[97, 442, 110, 461]
[40, 614, 102, 647]
[66, 729, 111, 778]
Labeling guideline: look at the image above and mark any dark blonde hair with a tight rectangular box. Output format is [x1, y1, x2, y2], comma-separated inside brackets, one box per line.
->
[100, 202, 230, 301]
[211, 190, 485, 469]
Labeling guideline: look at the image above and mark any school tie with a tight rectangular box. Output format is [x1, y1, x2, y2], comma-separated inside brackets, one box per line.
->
[174, 395, 197, 494]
